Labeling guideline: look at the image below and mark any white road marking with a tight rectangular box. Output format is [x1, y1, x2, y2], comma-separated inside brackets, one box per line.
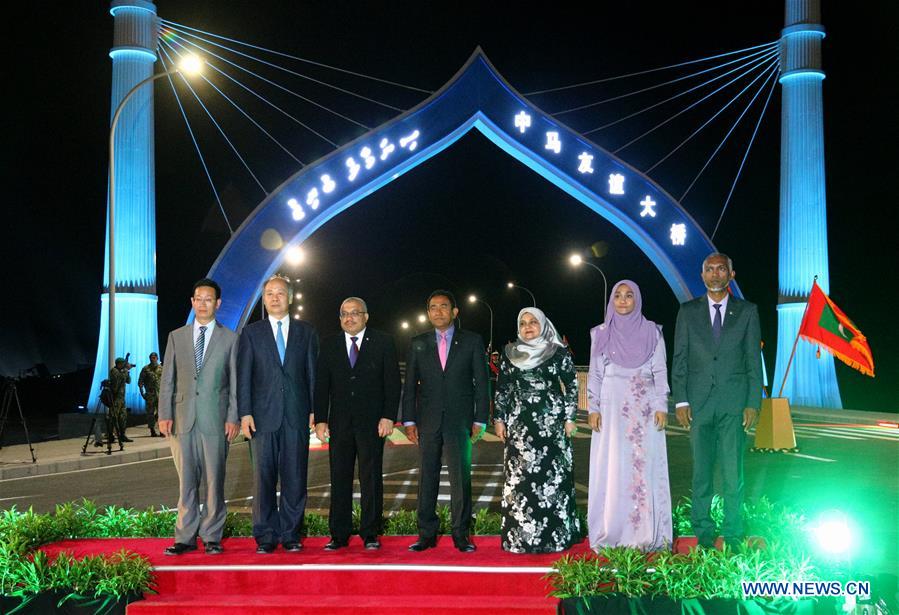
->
[783, 452, 835, 463]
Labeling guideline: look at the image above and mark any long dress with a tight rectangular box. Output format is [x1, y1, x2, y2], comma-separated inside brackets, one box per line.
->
[494, 347, 581, 553]
[587, 328, 672, 551]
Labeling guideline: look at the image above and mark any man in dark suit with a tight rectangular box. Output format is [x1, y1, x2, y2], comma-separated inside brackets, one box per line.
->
[158, 278, 240, 555]
[314, 297, 401, 551]
[402, 290, 489, 552]
[238, 275, 319, 554]
[673, 253, 761, 548]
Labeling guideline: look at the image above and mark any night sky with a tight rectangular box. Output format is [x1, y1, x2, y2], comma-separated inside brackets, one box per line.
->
[8, 1, 897, 411]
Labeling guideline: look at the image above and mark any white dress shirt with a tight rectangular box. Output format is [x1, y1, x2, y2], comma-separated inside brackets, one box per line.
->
[268, 315, 291, 344]
[345, 328, 366, 357]
[193, 319, 215, 358]
[707, 293, 729, 326]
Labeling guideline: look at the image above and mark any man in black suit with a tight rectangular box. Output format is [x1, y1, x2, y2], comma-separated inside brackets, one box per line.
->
[238, 275, 319, 554]
[314, 297, 401, 551]
[403, 290, 489, 552]
[673, 253, 761, 548]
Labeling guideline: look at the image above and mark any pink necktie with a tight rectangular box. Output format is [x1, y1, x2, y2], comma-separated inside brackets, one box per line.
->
[438, 332, 448, 370]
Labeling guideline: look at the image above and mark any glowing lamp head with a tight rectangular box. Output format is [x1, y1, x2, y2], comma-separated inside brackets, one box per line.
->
[417, 314, 427, 323]
[468, 295, 477, 304]
[286, 246, 305, 265]
[506, 282, 514, 289]
[178, 54, 204, 76]
[810, 511, 854, 557]
[400, 321, 409, 330]
[570, 254, 583, 266]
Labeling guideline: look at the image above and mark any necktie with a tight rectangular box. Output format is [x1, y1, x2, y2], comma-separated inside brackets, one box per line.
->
[195, 325, 207, 374]
[438, 332, 448, 370]
[276, 321, 286, 365]
[349, 336, 359, 368]
[712, 304, 722, 341]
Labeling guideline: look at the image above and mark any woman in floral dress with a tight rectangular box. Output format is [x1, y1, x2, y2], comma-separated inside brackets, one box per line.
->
[586, 280, 671, 551]
[494, 307, 580, 553]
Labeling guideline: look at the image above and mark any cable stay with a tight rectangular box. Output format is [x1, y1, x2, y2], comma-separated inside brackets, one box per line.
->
[159, 45, 270, 196]
[158, 52, 234, 234]
[160, 24, 406, 114]
[524, 40, 777, 96]
[161, 39, 306, 165]
[581, 47, 777, 137]
[162, 28, 371, 132]
[165, 36, 340, 147]
[160, 18, 433, 95]
[552, 44, 776, 116]
[645, 61, 779, 173]
[609, 51, 778, 153]
[710, 71, 779, 241]
[679, 66, 779, 202]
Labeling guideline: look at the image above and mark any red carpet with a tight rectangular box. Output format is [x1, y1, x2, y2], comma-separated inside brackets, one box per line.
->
[41, 536, 597, 613]
[40, 536, 703, 613]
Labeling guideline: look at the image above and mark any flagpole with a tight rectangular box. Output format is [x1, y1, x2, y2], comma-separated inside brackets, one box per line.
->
[777, 276, 816, 398]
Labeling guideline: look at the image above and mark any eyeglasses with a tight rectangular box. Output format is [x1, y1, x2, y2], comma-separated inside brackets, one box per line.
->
[339, 311, 367, 319]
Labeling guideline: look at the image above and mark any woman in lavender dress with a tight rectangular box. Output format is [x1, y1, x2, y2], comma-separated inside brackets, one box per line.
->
[587, 280, 672, 551]
[494, 308, 580, 553]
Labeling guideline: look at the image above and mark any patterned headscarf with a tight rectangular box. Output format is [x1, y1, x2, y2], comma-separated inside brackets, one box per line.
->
[591, 280, 658, 368]
[505, 307, 566, 370]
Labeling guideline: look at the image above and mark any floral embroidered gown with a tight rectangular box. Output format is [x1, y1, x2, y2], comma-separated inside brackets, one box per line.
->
[586, 328, 672, 551]
[494, 347, 581, 553]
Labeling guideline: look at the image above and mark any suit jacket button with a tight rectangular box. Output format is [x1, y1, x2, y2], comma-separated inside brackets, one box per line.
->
[350, 376, 356, 381]
[351, 392, 355, 397]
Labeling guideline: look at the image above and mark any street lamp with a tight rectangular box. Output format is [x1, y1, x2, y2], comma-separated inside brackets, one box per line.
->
[286, 246, 305, 265]
[400, 321, 410, 331]
[569, 253, 609, 318]
[506, 281, 536, 307]
[107, 55, 204, 374]
[468, 294, 494, 351]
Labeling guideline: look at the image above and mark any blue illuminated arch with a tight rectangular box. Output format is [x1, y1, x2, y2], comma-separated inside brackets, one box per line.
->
[207, 49, 730, 329]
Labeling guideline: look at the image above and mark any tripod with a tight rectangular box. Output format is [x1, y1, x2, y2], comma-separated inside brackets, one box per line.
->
[0, 379, 37, 463]
[80, 403, 121, 456]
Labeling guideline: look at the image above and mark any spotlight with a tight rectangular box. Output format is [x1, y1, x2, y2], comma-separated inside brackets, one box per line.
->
[809, 511, 854, 557]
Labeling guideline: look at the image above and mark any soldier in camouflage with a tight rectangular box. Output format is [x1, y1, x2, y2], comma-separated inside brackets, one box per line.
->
[139, 352, 164, 437]
[108, 357, 133, 444]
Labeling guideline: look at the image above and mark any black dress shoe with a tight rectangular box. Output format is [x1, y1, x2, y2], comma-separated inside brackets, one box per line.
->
[453, 537, 476, 553]
[164, 542, 198, 556]
[204, 541, 224, 555]
[363, 537, 381, 550]
[121, 436, 134, 443]
[256, 543, 276, 554]
[408, 536, 437, 552]
[323, 538, 348, 551]
[283, 541, 303, 552]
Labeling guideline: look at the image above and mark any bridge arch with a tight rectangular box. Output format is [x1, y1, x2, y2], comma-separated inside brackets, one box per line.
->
[206, 49, 728, 329]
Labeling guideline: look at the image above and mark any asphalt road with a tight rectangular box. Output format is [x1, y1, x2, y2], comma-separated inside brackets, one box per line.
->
[1, 416, 896, 574]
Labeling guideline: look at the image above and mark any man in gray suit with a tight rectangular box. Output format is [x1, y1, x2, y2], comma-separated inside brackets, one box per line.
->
[159, 278, 240, 555]
[673, 253, 761, 548]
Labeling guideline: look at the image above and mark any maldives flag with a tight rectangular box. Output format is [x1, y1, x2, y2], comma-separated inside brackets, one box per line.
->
[799, 281, 875, 376]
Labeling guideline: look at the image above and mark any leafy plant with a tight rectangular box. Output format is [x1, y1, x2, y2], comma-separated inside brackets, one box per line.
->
[472, 507, 502, 535]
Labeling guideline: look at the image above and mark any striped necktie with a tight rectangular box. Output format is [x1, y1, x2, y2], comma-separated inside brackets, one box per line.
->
[195, 325, 207, 374]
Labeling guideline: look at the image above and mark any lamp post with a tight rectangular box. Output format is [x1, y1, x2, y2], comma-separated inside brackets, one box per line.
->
[569, 254, 609, 319]
[107, 55, 203, 374]
[468, 294, 494, 351]
[506, 281, 536, 307]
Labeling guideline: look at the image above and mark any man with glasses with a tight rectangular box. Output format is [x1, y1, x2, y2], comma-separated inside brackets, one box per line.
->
[402, 290, 489, 552]
[314, 298, 401, 551]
